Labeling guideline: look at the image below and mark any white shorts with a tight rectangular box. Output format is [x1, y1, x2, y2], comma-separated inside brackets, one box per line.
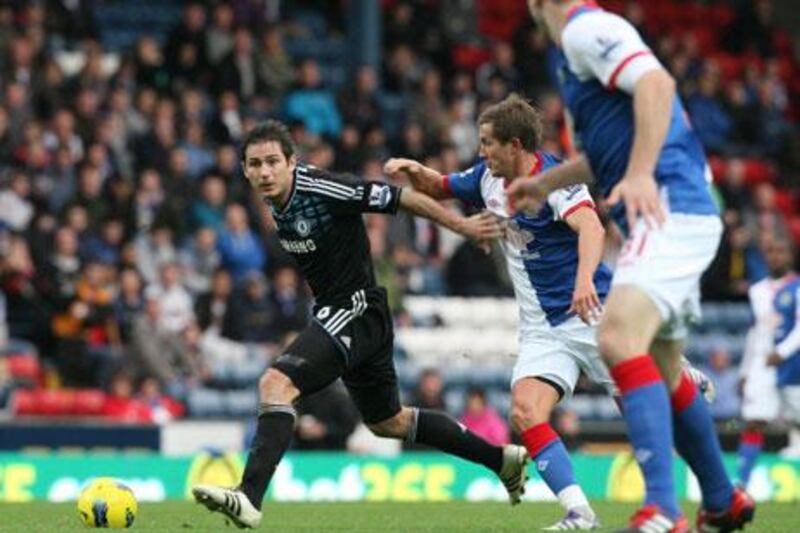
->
[511, 316, 616, 400]
[613, 213, 723, 340]
[741, 362, 780, 421]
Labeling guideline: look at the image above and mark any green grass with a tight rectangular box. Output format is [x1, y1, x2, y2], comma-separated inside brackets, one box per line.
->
[0, 501, 792, 532]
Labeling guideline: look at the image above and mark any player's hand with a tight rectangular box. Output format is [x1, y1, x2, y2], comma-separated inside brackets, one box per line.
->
[459, 211, 504, 254]
[569, 277, 602, 325]
[383, 158, 422, 181]
[766, 352, 783, 367]
[505, 178, 549, 215]
[606, 173, 666, 231]
[737, 377, 746, 396]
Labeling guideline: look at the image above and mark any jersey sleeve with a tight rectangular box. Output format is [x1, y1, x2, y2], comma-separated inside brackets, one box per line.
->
[547, 184, 595, 221]
[562, 11, 664, 93]
[442, 160, 486, 207]
[296, 169, 402, 215]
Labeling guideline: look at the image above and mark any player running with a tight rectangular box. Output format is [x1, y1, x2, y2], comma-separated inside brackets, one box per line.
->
[192, 120, 529, 529]
[508, 2, 754, 532]
[386, 94, 609, 530]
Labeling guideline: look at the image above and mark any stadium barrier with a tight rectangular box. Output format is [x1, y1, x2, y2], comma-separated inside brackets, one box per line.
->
[0, 452, 798, 503]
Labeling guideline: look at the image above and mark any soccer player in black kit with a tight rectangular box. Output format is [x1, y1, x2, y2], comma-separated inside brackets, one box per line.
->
[192, 120, 530, 528]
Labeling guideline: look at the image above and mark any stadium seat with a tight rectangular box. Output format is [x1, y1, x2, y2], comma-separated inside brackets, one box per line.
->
[73, 389, 107, 416]
[5, 355, 41, 385]
[187, 388, 226, 418]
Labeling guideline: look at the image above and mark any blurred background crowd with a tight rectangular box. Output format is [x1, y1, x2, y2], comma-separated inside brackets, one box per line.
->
[0, 0, 798, 452]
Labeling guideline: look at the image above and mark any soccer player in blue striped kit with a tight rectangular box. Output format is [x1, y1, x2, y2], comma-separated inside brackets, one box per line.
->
[509, 1, 755, 532]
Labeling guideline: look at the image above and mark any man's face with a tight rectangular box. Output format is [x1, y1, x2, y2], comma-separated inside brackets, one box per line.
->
[765, 239, 794, 277]
[479, 122, 517, 179]
[242, 140, 296, 201]
[527, 0, 545, 21]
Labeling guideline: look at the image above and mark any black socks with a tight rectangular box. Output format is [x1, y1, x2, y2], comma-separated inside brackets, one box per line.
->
[239, 404, 297, 509]
[411, 408, 504, 473]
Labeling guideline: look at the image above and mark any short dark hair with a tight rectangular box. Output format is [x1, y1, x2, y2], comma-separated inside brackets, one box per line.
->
[240, 119, 295, 162]
[478, 93, 543, 151]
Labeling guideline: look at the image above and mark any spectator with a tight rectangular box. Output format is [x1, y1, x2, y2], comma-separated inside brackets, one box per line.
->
[206, 3, 235, 67]
[410, 367, 446, 410]
[476, 41, 520, 98]
[216, 204, 265, 284]
[407, 69, 448, 143]
[103, 371, 153, 424]
[135, 224, 178, 285]
[686, 67, 731, 153]
[181, 227, 221, 295]
[215, 27, 260, 100]
[339, 65, 382, 132]
[80, 217, 125, 266]
[283, 59, 342, 138]
[190, 175, 227, 232]
[128, 294, 199, 393]
[145, 262, 195, 335]
[180, 119, 216, 180]
[552, 407, 584, 451]
[194, 268, 233, 334]
[165, 3, 207, 74]
[255, 26, 294, 101]
[223, 271, 278, 344]
[114, 268, 144, 343]
[460, 387, 510, 446]
[704, 347, 741, 420]
[136, 376, 185, 424]
[38, 226, 82, 308]
[294, 381, 360, 450]
[0, 172, 34, 231]
[269, 266, 309, 338]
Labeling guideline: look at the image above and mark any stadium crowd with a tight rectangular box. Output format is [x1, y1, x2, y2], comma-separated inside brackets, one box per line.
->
[0, 1, 798, 447]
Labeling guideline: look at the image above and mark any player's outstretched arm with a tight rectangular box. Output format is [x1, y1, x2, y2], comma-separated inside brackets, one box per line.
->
[564, 206, 605, 325]
[607, 70, 674, 229]
[384, 158, 451, 200]
[398, 188, 503, 246]
[506, 155, 593, 214]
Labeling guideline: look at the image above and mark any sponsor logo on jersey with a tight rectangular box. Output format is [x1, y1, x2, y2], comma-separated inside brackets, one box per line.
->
[280, 238, 317, 254]
[369, 184, 392, 208]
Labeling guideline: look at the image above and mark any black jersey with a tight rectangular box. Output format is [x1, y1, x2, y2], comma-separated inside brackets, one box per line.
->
[267, 164, 402, 306]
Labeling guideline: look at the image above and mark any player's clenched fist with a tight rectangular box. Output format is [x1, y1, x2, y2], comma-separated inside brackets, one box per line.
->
[383, 158, 422, 180]
[505, 178, 549, 215]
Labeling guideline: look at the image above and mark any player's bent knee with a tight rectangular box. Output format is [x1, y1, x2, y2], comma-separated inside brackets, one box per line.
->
[509, 380, 559, 433]
[597, 322, 627, 366]
[258, 368, 299, 404]
[367, 408, 410, 439]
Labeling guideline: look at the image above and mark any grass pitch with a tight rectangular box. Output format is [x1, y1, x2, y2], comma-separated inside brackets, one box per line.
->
[0, 501, 793, 532]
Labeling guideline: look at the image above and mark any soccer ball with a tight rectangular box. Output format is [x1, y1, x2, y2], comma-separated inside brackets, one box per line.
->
[77, 477, 138, 528]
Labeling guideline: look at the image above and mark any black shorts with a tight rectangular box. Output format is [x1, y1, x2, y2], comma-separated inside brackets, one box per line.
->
[272, 287, 400, 424]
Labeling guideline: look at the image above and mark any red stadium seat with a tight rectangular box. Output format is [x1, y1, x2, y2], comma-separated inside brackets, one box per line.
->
[743, 159, 776, 186]
[73, 389, 107, 416]
[773, 189, 796, 218]
[12, 389, 38, 415]
[707, 155, 726, 184]
[452, 45, 491, 73]
[6, 355, 41, 384]
[788, 217, 800, 246]
[35, 389, 76, 416]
